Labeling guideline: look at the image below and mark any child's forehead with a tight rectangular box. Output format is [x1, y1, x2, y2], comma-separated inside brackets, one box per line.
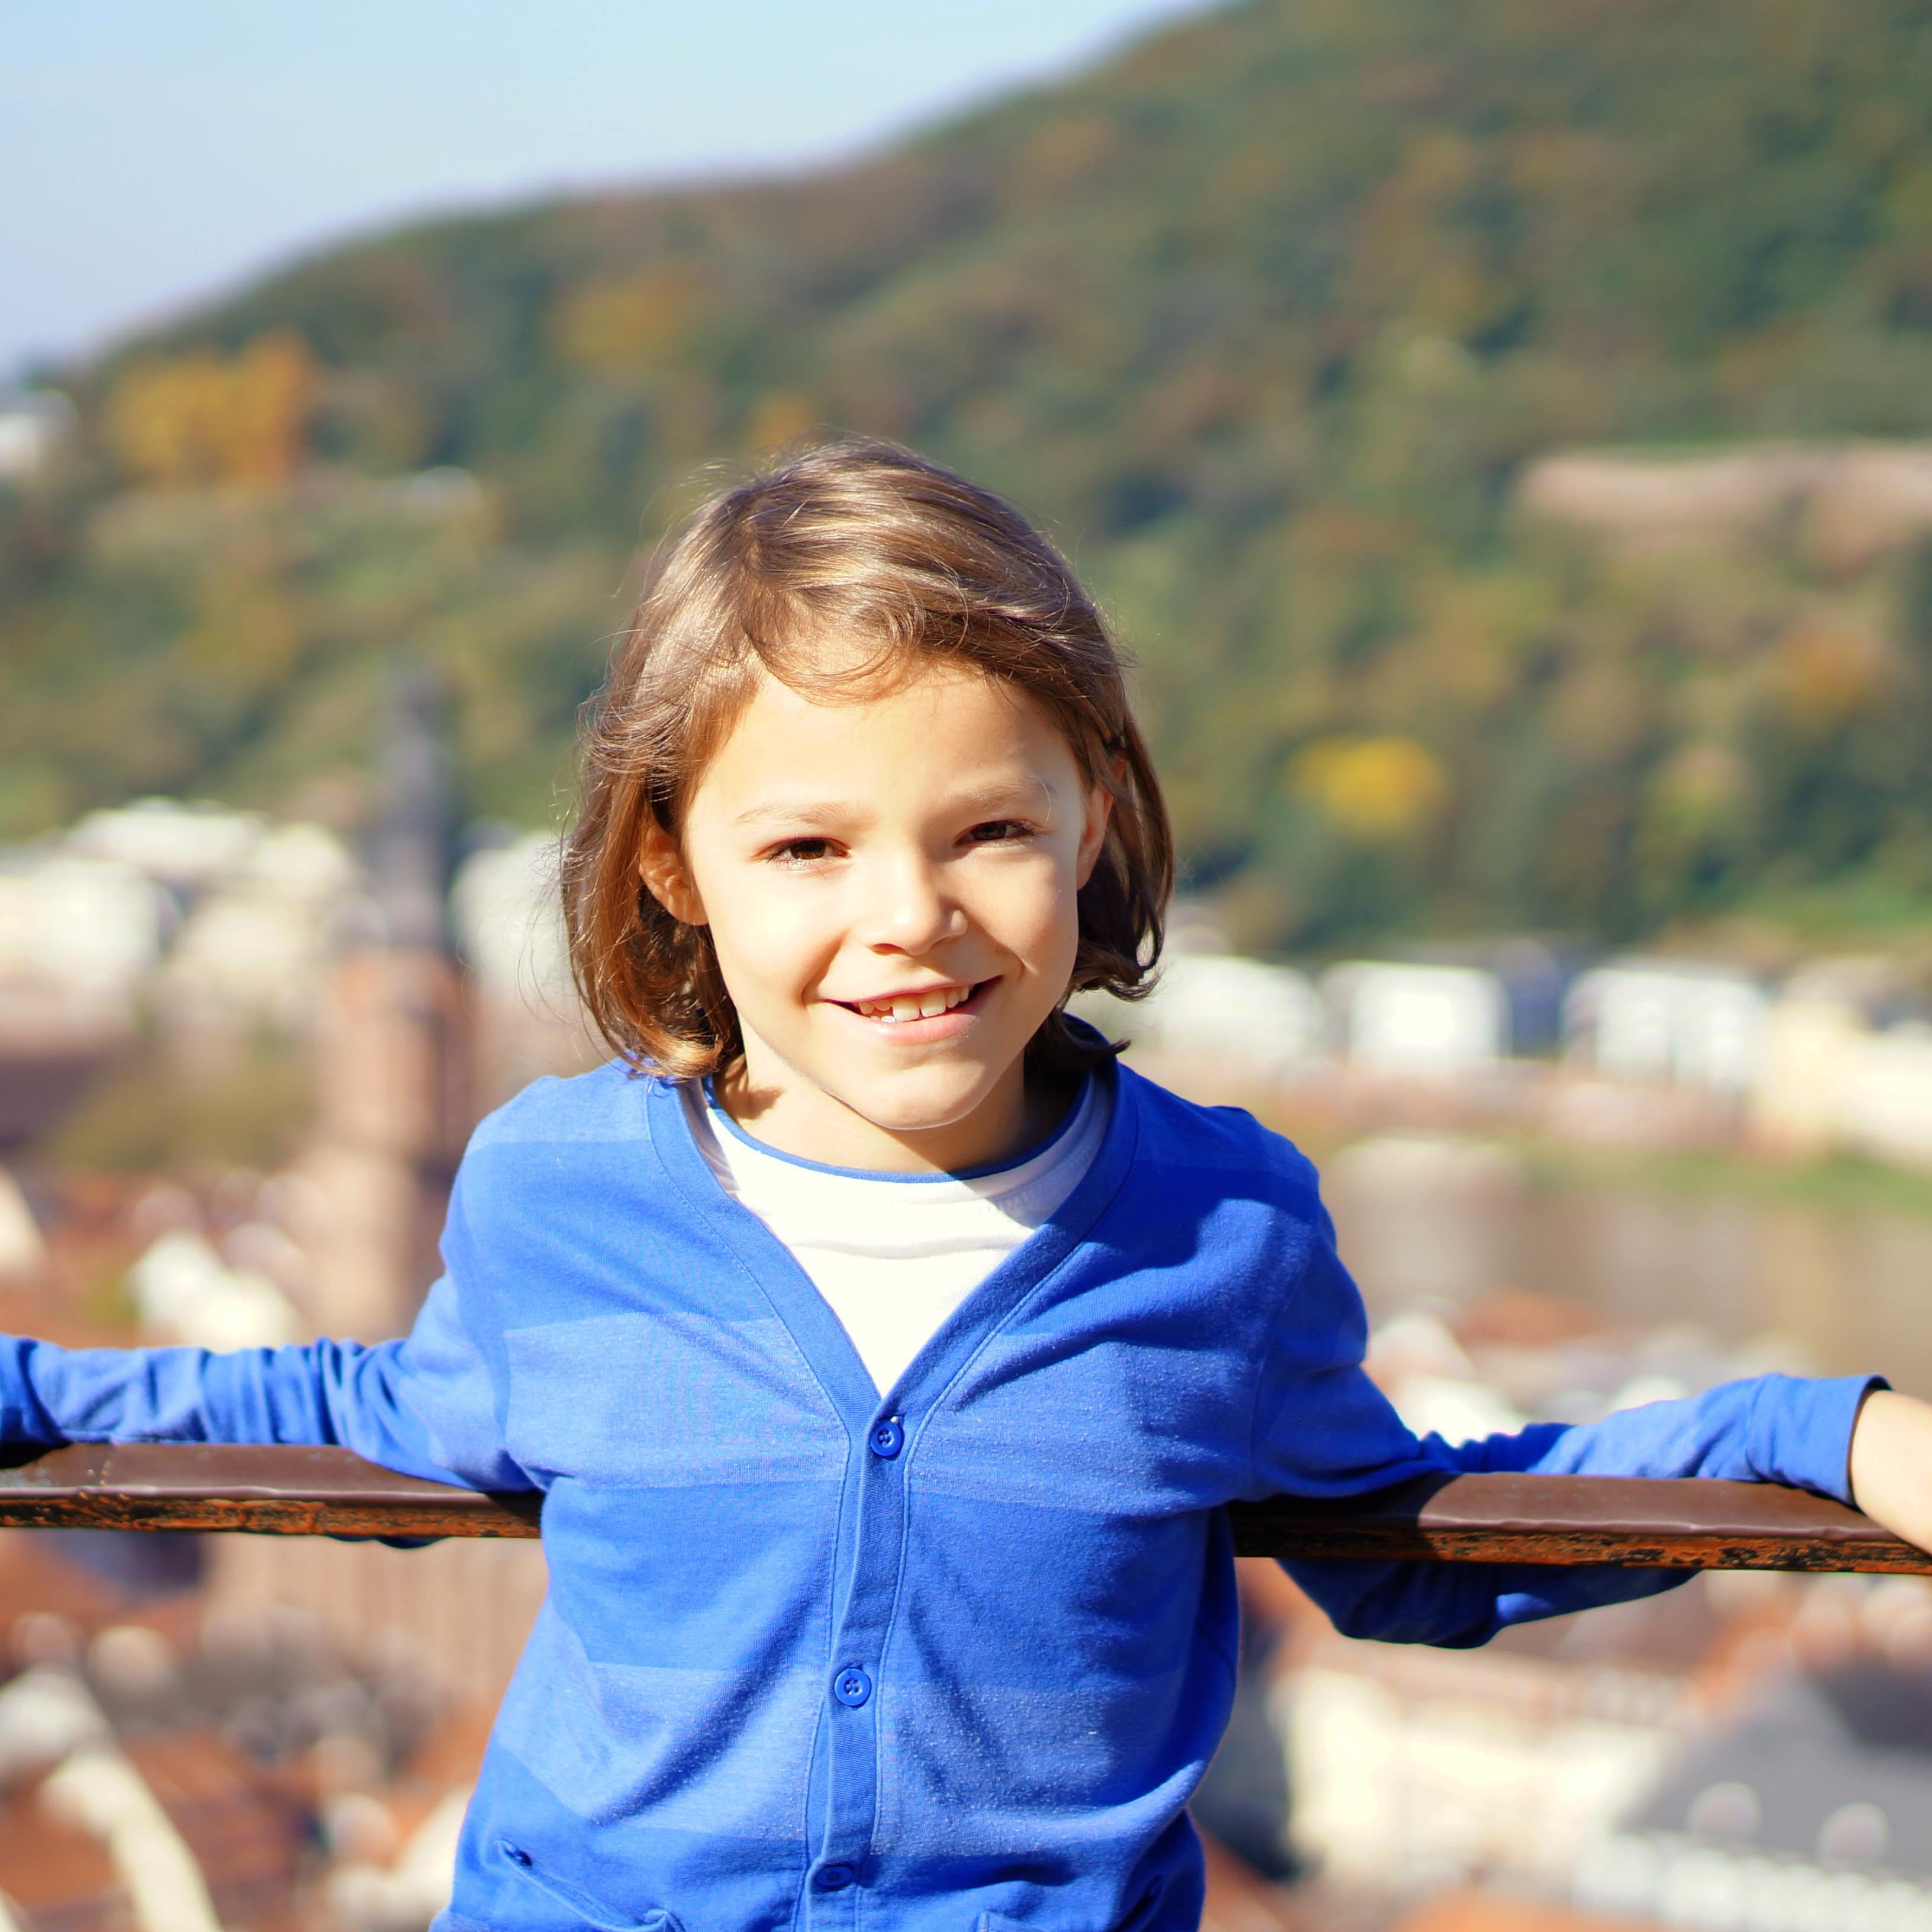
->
[732, 650, 1044, 746]
[690, 652, 1080, 807]
[753, 636, 1010, 709]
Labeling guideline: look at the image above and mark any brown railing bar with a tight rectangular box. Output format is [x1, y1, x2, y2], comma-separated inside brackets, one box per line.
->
[0, 1444, 542, 1539]
[1231, 1470, 1932, 1574]
[1, 1445, 1925, 1573]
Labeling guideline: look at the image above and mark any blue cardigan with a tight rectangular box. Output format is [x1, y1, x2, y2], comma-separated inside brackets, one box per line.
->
[0, 1060, 1873, 1932]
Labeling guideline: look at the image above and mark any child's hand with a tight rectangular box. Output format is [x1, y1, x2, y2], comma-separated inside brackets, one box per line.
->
[1849, 1389, 1932, 1553]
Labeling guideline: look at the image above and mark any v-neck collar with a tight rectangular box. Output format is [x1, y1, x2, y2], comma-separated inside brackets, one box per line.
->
[643, 1060, 1140, 1441]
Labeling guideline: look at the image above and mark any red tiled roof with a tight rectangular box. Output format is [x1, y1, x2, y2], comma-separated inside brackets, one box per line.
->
[0, 1788, 120, 1932]
[1390, 1891, 1655, 1932]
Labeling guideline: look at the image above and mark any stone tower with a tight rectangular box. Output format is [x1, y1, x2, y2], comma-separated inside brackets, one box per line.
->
[301, 666, 469, 1342]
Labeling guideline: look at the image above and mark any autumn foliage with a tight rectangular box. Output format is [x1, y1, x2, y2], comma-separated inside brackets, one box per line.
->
[11, 0, 1932, 952]
[106, 333, 316, 488]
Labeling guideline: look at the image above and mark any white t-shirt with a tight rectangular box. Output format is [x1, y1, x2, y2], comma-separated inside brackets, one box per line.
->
[685, 1077, 1109, 1395]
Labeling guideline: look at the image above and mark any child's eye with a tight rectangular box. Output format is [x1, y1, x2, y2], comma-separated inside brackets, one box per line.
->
[768, 837, 839, 866]
[962, 819, 1033, 845]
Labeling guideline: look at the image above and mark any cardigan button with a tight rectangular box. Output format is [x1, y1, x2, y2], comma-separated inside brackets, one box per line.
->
[833, 1665, 872, 1708]
[814, 1864, 856, 1891]
[869, 1418, 904, 1459]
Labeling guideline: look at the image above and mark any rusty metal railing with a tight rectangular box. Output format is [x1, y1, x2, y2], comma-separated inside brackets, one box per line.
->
[1229, 1471, 1932, 1573]
[0, 1445, 1925, 1572]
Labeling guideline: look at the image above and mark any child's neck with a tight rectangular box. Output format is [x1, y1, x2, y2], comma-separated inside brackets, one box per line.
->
[713, 1056, 1077, 1174]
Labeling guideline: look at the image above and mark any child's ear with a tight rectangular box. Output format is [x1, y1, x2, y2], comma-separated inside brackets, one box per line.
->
[1074, 774, 1117, 889]
[637, 817, 707, 926]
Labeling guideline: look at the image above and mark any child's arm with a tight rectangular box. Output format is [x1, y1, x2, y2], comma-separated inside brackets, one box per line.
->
[1254, 1213, 1896, 1647]
[0, 1269, 528, 1493]
[1849, 1387, 1932, 1551]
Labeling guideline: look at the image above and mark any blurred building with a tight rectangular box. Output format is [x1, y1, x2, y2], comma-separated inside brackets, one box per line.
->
[0, 682, 558, 1731]
[1283, 1605, 1688, 1899]
[1284, 1566, 1932, 1928]
[125, 1229, 303, 1352]
[1577, 1641, 1932, 1927]
[0, 1170, 46, 1282]
[1754, 961, 1932, 1172]
[66, 798, 265, 895]
[1563, 961, 1768, 1100]
[450, 829, 599, 1112]
[0, 851, 168, 1145]
[205, 669, 551, 1732]
[154, 822, 359, 1050]
[1837, 1028, 1932, 1173]
[1270, 1262, 1932, 1928]
[0, 1532, 490, 1932]
[0, 799, 362, 1143]
[1518, 441, 1932, 571]
[0, 855, 166, 1012]
[0, 391, 73, 482]
[1324, 962, 1508, 1080]
[297, 668, 468, 1344]
[1072, 951, 1327, 1084]
[1423, 941, 1577, 1060]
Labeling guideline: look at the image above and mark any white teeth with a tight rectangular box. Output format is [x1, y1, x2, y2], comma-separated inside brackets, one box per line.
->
[851, 985, 974, 1022]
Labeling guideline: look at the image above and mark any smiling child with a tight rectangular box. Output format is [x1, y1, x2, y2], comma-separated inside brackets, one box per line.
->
[4, 439, 1932, 1932]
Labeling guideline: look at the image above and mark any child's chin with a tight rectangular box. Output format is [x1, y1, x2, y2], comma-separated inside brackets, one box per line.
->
[838, 1070, 997, 1135]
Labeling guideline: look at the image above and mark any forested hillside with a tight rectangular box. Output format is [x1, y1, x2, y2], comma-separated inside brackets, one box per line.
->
[9, 0, 1932, 949]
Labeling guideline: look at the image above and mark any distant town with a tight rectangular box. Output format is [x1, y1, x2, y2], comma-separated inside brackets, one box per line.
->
[6, 788, 1932, 1187]
[4, 780, 1932, 1925]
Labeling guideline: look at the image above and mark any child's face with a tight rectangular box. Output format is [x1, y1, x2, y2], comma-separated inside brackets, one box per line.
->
[642, 655, 1112, 1171]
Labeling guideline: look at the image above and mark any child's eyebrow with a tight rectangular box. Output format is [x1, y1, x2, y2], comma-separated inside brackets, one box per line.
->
[947, 777, 1059, 821]
[733, 798, 870, 829]
[732, 780, 1054, 830]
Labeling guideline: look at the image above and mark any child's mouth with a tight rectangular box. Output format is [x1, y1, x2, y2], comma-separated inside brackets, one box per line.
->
[835, 981, 990, 1025]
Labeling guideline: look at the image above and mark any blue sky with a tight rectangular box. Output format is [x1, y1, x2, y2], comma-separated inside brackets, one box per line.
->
[4, 1, 1216, 380]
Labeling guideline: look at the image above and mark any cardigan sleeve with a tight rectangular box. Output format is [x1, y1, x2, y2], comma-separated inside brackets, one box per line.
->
[1250, 1204, 1881, 1648]
[0, 1266, 532, 1493]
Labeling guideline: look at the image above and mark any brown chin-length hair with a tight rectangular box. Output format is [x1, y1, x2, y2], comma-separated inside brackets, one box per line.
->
[562, 437, 1173, 1081]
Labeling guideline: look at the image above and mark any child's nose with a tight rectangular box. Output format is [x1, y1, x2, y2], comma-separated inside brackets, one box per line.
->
[861, 852, 966, 953]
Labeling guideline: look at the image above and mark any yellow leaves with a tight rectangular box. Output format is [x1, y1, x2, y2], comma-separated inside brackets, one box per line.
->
[1290, 734, 1447, 841]
[106, 332, 315, 488]
[1765, 619, 1891, 736]
[552, 266, 711, 372]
